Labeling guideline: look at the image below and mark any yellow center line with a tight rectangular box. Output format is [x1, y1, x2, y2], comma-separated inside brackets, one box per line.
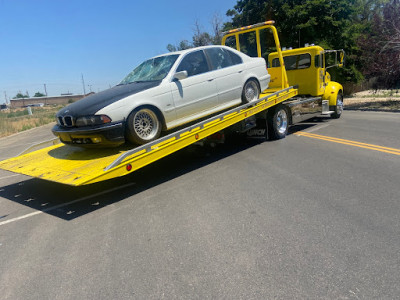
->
[295, 132, 400, 156]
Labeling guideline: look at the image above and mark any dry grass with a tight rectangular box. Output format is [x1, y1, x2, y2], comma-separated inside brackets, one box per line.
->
[352, 90, 400, 98]
[344, 91, 400, 112]
[345, 89, 400, 112]
[0, 106, 63, 138]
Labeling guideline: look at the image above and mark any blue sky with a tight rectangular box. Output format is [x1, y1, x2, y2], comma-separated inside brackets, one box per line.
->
[0, 0, 237, 103]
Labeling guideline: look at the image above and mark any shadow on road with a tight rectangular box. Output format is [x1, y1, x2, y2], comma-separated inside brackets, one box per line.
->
[0, 120, 322, 221]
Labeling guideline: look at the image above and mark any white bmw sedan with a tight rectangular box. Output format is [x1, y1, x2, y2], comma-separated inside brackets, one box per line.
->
[52, 45, 270, 147]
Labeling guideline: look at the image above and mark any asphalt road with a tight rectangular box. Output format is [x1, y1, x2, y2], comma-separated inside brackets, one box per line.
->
[0, 111, 399, 299]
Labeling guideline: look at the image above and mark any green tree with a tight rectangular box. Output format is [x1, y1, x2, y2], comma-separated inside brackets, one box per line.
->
[33, 92, 45, 97]
[166, 15, 224, 51]
[167, 40, 192, 52]
[227, 0, 354, 48]
[13, 92, 29, 99]
[225, 0, 388, 83]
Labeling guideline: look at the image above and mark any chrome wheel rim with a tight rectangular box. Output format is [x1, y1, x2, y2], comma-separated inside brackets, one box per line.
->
[337, 96, 343, 114]
[244, 81, 259, 102]
[133, 109, 159, 140]
[276, 109, 288, 134]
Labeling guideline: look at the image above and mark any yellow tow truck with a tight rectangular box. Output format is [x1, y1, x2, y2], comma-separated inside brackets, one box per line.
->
[0, 21, 344, 186]
[222, 20, 345, 128]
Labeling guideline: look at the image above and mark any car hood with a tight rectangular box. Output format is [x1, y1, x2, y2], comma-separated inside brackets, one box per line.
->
[56, 81, 161, 117]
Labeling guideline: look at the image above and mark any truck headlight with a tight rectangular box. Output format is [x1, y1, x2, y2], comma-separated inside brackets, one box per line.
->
[75, 115, 112, 127]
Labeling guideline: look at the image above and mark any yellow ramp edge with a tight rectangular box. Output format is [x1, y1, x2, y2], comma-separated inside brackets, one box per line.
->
[0, 144, 128, 186]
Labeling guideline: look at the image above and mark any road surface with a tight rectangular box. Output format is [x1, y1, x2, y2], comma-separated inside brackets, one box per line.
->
[0, 111, 399, 299]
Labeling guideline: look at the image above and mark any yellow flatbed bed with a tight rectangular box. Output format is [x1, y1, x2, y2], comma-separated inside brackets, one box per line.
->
[0, 87, 298, 186]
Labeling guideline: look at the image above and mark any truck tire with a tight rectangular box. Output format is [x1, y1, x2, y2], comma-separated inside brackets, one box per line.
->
[268, 106, 288, 140]
[126, 107, 162, 145]
[331, 92, 343, 119]
[242, 79, 260, 103]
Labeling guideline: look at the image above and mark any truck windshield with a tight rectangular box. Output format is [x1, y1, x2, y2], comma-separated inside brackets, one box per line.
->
[120, 54, 179, 84]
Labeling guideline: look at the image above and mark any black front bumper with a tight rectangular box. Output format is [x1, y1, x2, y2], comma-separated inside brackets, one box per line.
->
[52, 122, 126, 147]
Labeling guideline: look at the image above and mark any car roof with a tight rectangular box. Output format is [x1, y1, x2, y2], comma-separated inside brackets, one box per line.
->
[152, 45, 244, 59]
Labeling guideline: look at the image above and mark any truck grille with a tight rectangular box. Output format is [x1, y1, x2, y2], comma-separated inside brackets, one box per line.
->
[58, 116, 75, 127]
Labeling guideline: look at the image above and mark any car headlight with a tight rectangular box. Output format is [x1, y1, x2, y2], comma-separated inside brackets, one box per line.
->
[75, 115, 112, 127]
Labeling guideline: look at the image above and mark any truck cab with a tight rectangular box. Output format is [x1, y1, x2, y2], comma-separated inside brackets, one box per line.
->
[269, 46, 345, 118]
[222, 21, 345, 120]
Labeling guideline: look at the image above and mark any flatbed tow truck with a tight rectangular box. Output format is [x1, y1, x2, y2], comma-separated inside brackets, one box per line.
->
[0, 21, 344, 186]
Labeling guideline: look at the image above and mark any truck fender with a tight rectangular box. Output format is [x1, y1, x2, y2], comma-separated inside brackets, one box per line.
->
[323, 81, 343, 107]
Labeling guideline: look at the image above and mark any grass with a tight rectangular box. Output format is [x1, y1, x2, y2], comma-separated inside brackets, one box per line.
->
[0, 105, 64, 138]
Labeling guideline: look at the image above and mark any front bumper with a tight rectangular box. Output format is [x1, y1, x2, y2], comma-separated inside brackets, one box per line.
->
[52, 121, 125, 147]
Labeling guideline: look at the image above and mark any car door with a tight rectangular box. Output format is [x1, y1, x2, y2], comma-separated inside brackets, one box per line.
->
[204, 47, 244, 104]
[170, 50, 219, 120]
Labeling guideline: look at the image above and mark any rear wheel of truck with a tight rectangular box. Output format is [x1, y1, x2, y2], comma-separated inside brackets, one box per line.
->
[268, 106, 288, 140]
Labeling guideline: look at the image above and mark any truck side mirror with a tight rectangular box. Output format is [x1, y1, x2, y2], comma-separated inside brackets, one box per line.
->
[173, 71, 188, 81]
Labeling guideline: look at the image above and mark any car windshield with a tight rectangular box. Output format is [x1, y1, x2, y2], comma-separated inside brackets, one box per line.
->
[119, 54, 179, 84]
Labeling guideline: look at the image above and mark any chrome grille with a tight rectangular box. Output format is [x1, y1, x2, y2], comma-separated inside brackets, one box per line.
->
[58, 115, 75, 127]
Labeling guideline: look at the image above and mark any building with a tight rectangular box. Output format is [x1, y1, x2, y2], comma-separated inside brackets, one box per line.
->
[9, 93, 94, 108]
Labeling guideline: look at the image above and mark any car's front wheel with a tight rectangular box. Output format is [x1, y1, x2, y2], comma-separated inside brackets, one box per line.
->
[242, 79, 260, 104]
[126, 107, 162, 145]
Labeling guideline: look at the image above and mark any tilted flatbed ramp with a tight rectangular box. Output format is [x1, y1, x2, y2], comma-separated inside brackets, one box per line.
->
[0, 87, 297, 186]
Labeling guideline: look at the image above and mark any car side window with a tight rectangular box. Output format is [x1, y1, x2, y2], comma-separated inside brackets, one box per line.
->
[225, 49, 243, 65]
[206, 47, 233, 70]
[176, 50, 209, 77]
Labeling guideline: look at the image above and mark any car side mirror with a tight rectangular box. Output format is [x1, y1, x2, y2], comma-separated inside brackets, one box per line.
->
[173, 71, 188, 81]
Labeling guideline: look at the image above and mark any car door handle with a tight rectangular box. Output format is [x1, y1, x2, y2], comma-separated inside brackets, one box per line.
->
[238, 70, 243, 73]
[208, 78, 214, 81]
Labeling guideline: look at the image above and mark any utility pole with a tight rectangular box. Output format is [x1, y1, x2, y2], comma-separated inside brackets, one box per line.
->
[4, 91, 8, 104]
[44, 84, 48, 96]
[81, 74, 86, 95]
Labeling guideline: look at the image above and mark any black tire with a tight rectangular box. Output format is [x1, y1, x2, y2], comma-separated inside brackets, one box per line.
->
[126, 107, 162, 145]
[331, 92, 343, 119]
[268, 106, 289, 140]
[241, 79, 260, 104]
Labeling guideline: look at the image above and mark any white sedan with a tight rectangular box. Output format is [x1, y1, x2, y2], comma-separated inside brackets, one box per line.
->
[52, 45, 270, 147]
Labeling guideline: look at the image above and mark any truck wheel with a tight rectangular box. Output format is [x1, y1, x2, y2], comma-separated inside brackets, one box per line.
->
[268, 106, 288, 140]
[331, 93, 343, 119]
[126, 107, 162, 145]
[242, 79, 260, 103]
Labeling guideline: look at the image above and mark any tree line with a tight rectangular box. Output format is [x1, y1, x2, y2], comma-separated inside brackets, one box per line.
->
[13, 92, 46, 99]
[168, 0, 400, 90]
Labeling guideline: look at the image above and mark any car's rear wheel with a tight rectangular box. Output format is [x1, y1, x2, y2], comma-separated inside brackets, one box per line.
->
[242, 79, 260, 103]
[126, 107, 162, 145]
